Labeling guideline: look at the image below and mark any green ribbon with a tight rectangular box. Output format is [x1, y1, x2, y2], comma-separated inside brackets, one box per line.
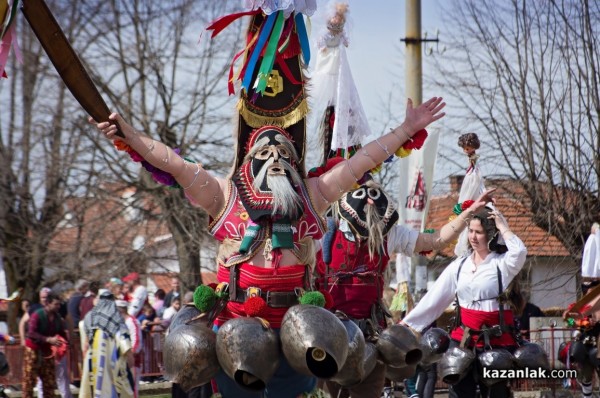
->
[255, 10, 285, 94]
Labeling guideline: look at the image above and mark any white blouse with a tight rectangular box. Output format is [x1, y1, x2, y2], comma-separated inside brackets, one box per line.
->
[403, 235, 527, 332]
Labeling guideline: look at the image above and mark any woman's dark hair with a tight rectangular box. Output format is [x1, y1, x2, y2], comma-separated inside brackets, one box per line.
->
[458, 133, 480, 149]
[470, 207, 508, 254]
[155, 289, 166, 300]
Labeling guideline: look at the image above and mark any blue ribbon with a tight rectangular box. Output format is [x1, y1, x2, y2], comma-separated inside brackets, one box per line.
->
[241, 12, 277, 92]
[294, 13, 310, 66]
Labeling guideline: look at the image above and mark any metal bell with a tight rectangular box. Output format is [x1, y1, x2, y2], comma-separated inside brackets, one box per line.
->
[216, 317, 280, 391]
[280, 305, 349, 379]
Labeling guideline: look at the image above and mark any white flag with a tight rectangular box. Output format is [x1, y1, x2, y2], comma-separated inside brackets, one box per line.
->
[391, 129, 440, 288]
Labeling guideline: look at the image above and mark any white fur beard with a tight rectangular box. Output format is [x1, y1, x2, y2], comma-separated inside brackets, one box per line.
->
[268, 174, 303, 219]
[365, 204, 385, 259]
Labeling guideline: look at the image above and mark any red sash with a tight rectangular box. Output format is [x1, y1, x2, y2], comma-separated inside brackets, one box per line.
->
[450, 307, 516, 347]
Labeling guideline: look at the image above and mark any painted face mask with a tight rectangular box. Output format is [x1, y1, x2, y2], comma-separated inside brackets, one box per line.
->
[339, 182, 399, 239]
[234, 126, 304, 222]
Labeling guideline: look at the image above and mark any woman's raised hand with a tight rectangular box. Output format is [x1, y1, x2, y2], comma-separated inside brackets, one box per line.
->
[402, 97, 446, 135]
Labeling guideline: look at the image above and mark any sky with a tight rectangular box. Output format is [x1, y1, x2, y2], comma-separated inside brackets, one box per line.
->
[308, 0, 445, 127]
[307, 0, 455, 190]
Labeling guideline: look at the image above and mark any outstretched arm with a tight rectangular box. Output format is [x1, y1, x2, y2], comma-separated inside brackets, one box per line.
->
[413, 189, 496, 253]
[308, 97, 446, 214]
[91, 113, 227, 218]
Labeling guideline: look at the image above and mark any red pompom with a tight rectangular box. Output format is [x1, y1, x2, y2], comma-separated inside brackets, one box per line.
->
[320, 290, 334, 310]
[461, 200, 475, 211]
[244, 296, 267, 317]
[307, 157, 345, 178]
[402, 129, 428, 150]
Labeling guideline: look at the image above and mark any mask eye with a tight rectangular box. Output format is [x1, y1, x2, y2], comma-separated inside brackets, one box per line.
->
[277, 146, 290, 159]
[367, 188, 381, 200]
[351, 188, 366, 199]
[255, 146, 273, 160]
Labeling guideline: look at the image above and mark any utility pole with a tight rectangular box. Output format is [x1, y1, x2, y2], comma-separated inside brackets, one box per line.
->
[403, 0, 422, 105]
[397, 0, 441, 296]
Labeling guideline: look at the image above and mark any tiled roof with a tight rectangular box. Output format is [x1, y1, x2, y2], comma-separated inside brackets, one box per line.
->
[49, 185, 170, 254]
[424, 178, 569, 258]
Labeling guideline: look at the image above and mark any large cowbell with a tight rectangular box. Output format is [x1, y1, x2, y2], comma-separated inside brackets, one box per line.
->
[420, 327, 451, 366]
[385, 363, 417, 382]
[163, 318, 219, 392]
[439, 346, 476, 385]
[216, 317, 280, 391]
[376, 324, 423, 368]
[280, 305, 349, 379]
[330, 320, 378, 386]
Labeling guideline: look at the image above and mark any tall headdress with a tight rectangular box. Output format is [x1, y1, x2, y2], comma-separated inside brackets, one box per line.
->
[207, 1, 316, 175]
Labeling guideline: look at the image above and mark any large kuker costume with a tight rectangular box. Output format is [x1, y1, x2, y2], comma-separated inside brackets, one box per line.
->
[163, 2, 353, 397]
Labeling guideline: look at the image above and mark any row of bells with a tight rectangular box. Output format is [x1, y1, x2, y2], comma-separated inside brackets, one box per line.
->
[162, 304, 549, 392]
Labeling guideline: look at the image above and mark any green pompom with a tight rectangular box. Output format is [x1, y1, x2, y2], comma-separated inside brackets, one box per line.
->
[193, 285, 217, 312]
[299, 291, 326, 308]
[423, 228, 435, 234]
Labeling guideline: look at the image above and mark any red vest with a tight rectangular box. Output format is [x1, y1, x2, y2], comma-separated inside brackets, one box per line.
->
[209, 180, 325, 267]
[316, 229, 389, 319]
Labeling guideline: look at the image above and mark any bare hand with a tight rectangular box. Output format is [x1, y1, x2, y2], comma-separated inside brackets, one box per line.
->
[88, 113, 136, 142]
[469, 188, 497, 213]
[488, 209, 509, 231]
[402, 97, 446, 135]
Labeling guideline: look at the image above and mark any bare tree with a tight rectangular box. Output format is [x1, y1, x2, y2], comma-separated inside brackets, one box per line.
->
[78, 0, 241, 292]
[429, 0, 600, 258]
[0, 0, 240, 329]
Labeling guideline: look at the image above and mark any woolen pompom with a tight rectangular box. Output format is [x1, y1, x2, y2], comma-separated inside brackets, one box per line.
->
[193, 285, 217, 312]
[299, 291, 326, 308]
[244, 296, 267, 317]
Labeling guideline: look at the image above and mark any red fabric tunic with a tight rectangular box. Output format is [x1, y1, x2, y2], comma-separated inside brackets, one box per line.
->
[209, 180, 325, 267]
[315, 229, 388, 320]
[209, 180, 325, 326]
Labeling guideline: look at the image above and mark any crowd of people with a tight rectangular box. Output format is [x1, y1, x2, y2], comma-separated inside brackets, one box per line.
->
[13, 272, 187, 398]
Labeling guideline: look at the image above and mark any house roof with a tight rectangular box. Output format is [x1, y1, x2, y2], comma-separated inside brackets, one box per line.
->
[49, 185, 170, 255]
[424, 177, 569, 258]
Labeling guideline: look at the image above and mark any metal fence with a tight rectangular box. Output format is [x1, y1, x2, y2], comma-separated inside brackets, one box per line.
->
[0, 331, 164, 388]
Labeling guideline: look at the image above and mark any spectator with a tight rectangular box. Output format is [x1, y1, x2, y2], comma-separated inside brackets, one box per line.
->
[163, 276, 180, 309]
[137, 303, 159, 332]
[80, 291, 134, 397]
[160, 296, 181, 330]
[152, 289, 166, 318]
[108, 277, 124, 299]
[19, 288, 51, 346]
[67, 279, 89, 327]
[116, 300, 143, 398]
[122, 272, 148, 318]
[79, 281, 100, 320]
[182, 290, 194, 305]
[22, 292, 68, 398]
